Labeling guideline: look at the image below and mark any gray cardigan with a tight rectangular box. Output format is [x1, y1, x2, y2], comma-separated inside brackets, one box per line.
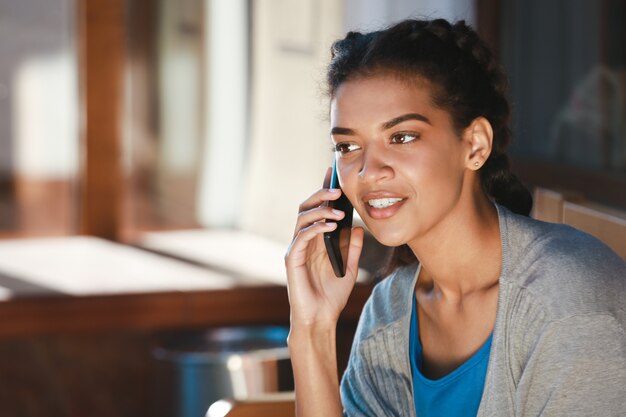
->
[340, 206, 626, 416]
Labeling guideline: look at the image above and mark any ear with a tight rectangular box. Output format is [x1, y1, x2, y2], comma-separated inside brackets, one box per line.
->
[463, 117, 493, 170]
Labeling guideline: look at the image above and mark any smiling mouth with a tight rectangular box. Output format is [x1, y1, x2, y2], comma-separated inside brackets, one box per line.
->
[367, 198, 404, 209]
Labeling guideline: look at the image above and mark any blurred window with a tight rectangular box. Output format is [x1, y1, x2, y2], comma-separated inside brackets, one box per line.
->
[501, 0, 626, 209]
[0, 0, 79, 238]
[124, 0, 205, 236]
[124, 0, 249, 240]
[0, 0, 483, 245]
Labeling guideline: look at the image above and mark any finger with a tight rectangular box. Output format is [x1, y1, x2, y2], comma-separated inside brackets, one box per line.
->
[297, 167, 337, 213]
[285, 221, 337, 267]
[298, 187, 341, 213]
[294, 205, 345, 236]
[344, 227, 365, 282]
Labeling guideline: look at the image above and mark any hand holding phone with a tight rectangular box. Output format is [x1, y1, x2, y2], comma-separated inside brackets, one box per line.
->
[324, 160, 354, 277]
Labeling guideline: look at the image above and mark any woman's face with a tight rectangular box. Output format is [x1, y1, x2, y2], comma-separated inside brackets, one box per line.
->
[330, 74, 473, 247]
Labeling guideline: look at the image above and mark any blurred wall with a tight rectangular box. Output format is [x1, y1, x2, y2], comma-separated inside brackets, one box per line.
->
[344, 0, 475, 32]
[240, 0, 344, 243]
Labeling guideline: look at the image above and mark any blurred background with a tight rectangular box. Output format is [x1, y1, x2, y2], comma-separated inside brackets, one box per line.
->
[0, 0, 624, 416]
[1, 0, 625, 244]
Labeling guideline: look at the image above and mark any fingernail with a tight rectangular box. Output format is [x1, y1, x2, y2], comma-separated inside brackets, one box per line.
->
[332, 209, 344, 216]
[328, 188, 341, 193]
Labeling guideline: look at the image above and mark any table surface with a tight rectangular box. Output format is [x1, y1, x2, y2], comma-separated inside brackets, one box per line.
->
[0, 235, 372, 338]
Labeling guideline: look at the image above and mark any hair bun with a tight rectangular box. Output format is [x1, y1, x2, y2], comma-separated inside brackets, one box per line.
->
[481, 154, 532, 216]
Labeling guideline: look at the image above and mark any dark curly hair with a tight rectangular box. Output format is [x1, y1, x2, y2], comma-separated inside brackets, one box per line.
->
[326, 19, 533, 275]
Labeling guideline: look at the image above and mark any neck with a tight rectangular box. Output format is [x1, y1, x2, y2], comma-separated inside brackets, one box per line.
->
[408, 188, 501, 304]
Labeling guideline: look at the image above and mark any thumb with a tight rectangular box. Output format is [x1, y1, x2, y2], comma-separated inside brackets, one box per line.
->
[345, 227, 365, 281]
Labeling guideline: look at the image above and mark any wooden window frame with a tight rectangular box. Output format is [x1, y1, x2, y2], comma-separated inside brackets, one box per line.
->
[78, 0, 126, 240]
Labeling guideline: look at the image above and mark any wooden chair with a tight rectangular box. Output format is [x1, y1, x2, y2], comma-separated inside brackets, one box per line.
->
[206, 392, 295, 417]
[533, 187, 626, 259]
[561, 200, 626, 259]
[531, 187, 583, 223]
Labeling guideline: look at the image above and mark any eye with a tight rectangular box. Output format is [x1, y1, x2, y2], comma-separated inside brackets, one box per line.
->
[390, 132, 420, 144]
[333, 142, 361, 154]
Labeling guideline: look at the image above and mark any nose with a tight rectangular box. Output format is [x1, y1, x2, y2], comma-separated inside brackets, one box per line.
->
[358, 147, 393, 183]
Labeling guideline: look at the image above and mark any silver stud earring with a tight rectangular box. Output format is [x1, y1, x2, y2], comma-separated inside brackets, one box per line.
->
[474, 161, 480, 167]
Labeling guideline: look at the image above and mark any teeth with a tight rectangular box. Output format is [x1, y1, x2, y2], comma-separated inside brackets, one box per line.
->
[368, 198, 403, 209]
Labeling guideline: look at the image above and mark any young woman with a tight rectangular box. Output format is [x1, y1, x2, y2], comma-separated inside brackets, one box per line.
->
[284, 19, 626, 417]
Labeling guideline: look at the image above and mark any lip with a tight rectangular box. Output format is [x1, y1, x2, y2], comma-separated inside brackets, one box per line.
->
[360, 191, 406, 201]
[360, 191, 407, 220]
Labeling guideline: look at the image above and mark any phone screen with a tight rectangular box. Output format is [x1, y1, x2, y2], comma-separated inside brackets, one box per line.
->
[324, 161, 354, 277]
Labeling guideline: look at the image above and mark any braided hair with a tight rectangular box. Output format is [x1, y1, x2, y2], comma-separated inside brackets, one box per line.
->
[326, 19, 533, 274]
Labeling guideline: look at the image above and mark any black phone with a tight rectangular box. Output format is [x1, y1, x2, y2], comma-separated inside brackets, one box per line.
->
[324, 160, 354, 277]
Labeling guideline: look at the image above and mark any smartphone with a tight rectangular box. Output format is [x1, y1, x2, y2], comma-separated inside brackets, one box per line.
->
[324, 160, 354, 277]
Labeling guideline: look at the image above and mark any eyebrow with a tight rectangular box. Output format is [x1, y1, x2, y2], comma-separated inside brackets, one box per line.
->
[381, 113, 431, 130]
[330, 113, 431, 136]
[330, 126, 355, 136]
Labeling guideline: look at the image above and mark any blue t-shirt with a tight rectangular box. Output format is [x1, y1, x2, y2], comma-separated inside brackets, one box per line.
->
[409, 295, 492, 417]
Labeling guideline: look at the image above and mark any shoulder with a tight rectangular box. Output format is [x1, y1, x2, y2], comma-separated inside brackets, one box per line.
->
[353, 264, 417, 342]
[500, 207, 626, 320]
[513, 312, 626, 416]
